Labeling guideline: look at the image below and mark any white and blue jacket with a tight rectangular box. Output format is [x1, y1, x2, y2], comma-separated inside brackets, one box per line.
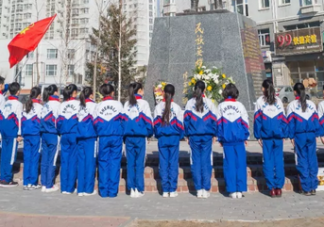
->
[184, 96, 217, 137]
[57, 98, 80, 135]
[217, 98, 249, 144]
[40, 96, 61, 134]
[317, 100, 324, 136]
[254, 96, 288, 140]
[22, 99, 42, 136]
[0, 84, 9, 112]
[94, 96, 124, 137]
[78, 99, 97, 139]
[0, 96, 23, 137]
[287, 98, 320, 139]
[154, 101, 184, 139]
[123, 95, 153, 137]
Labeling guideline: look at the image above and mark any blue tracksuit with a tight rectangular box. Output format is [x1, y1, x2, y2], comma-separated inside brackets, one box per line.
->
[217, 98, 249, 193]
[40, 95, 60, 189]
[0, 96, 22, 183]
[154, 101, 184, 193]
[0, 84, 9, 167]
[77, 99, 97, 194]
[123, 95, 153, 192]
[184, 96, 217, 191]
[288, 99, 320, 192]
[94, 96, 124, 197]
[57, 98, 80, 193]
[22, 99, 42, 186]
[254, 96, 287, 190]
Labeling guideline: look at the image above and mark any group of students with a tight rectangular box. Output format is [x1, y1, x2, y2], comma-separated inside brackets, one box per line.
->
[0, 75, 323, 199]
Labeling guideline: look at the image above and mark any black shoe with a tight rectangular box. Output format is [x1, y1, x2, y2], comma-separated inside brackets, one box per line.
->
[0, 180, 18, 188]
[310, 190, 316, 195]
[301, 191, 311, 196]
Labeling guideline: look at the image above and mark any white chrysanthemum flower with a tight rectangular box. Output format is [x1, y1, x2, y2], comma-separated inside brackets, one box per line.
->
[158, 85, 162, 88]
[219, 89, 222, 95]
[214, 78, 219, 84]
[202, 66, 206, 69]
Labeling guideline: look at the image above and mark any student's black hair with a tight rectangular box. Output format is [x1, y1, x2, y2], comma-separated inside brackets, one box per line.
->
[80, 86, 93, 107]
[294, 82, 307, 112]
[194, 80, 206, 113]
[9, 82, 20, 96]
[43, 84, 58, 102]
[222, 83, 239, 99]
[26, 87, 41, 113]
[162, 84, 175, 126]
[262, 79, 276, 105]
[99, 84, 115, 97]
[63, 84, 78, 101]
[128, 82, 143, 106]
[0, 76, 5, 85]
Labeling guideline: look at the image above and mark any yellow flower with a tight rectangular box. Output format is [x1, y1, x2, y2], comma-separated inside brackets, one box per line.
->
[222, 74, 226, 79]
[161, 82, 166, 86]
[207, 85, 212, 91]
[191, 78, 196, 84]
[188, 82, 192, 86]
[199, 70, 204, 75]
[222, 84, 226, 89]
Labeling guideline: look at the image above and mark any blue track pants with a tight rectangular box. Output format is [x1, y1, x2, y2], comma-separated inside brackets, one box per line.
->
[0, 137, 18, 182]
[23, 136, 41, 186]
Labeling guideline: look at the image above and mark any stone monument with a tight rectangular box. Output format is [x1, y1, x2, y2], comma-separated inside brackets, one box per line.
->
[145, 11, 266, 111]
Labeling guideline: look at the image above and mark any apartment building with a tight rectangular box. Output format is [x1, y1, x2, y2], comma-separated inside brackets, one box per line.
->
[0, 0, 100, 89]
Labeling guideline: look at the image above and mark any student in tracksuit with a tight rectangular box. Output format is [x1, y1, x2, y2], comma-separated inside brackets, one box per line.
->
[0, 82, 23, 187]
[287, 83, 320, 196]
[57, 84, 79, 194]
[40, 84, 61, 193]
[184, 81, 217, 199]
[95, 84, 124, 198]
[123, 82, 153, 198]
[22, 87, 42, 190]
[217, 83, 249, 199]
[0, 76, 9, 111]
[77, 86, 97, 197]
[154, 84, 184, 198]
[254, 79, 287, 198]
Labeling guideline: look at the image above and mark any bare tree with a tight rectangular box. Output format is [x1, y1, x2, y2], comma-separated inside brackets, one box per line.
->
[214, 0, 223, 9]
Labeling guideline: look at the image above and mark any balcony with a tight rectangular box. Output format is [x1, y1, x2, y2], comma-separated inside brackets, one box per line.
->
[300, 4, 321, 14]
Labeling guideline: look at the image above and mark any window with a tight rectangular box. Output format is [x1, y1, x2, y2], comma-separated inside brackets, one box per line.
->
[46, 65, 57, 76]
[260, 0, 269, 9]
[27, 52, 34, 59]
[258, 29, 270, 47]
[47, 49, 58, 59]
[304, 0, 318, 5]
[68, 49, 75, 59]
[25, 64, 33, 76]
[280, 0, 290, 4]
[68, 65, 75, 76]
[234, 0, 249, 16]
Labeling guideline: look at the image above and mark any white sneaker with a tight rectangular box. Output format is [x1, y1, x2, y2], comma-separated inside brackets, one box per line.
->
[202, 190, 210, 199]
[23, 185, 30, 190]
[31, 185, 41, 190]
[130, 189, 137, 198]
[84, 190, 97, 196]
[169, 191, 178, 198]
[229, 192, 237, 199]
[162, 192, 169, 198]
[45, 185, 59, 193]
[197, 190, 203, 199]
[78, 193, 84, 197]
[41, 186, 46, 192]
[135, 188, 144, 198]
[236, 192, 243, 199]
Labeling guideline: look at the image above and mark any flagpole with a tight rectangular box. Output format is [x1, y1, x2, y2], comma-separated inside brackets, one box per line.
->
[13, 57, 28, 82]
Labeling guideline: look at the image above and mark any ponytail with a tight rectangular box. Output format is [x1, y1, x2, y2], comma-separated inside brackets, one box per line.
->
[262, 79, 275, 105]
[194, 80, 205, 113]
[80, 86, 93, 107]
[99, 84, 115, 98]
[128, 82, 143, 106]
[162, 84, 175, 126]
[43, 84, 58, 102]
[293, 82, 307, 112]
[26, 87, 41, 113]
[63, 84, 77, 101]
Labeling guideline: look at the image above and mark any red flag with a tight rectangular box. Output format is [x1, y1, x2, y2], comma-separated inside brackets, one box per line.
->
[8, 14, 57, 68]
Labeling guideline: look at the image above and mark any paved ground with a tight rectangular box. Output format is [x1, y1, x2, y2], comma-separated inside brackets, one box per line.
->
[1, 187, 324, 226]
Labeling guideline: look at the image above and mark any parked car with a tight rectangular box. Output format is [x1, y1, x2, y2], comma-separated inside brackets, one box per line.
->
[276, 86, 311, 103]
